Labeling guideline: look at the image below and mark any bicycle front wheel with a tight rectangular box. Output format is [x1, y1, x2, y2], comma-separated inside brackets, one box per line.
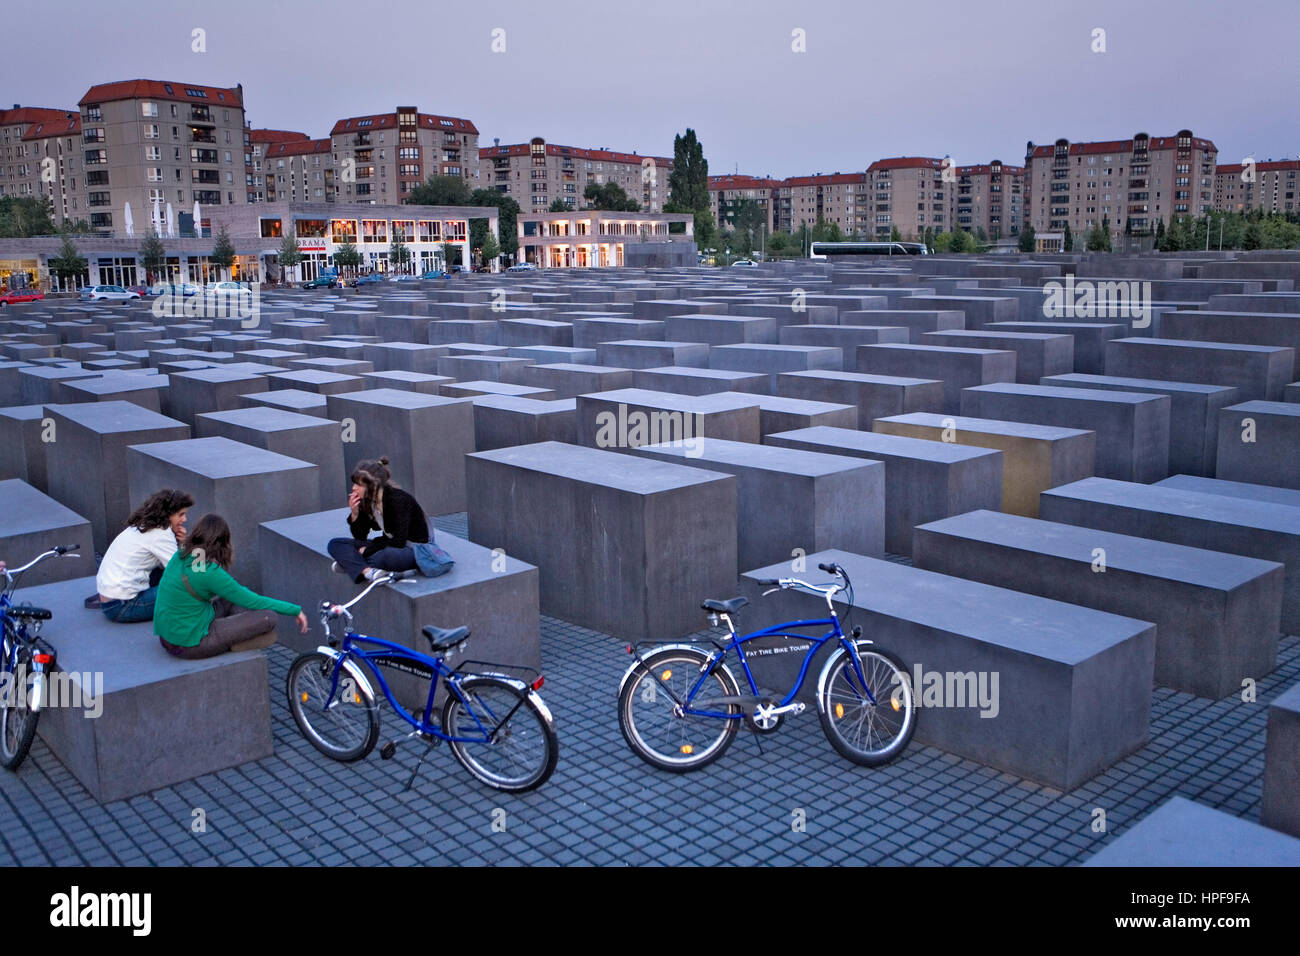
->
[286, 652, 379, 762]
[0, 649, 40, 771]
[818, 645, 915, 767]
[618, 649, 740, 773]
[442, 677, 558, 793]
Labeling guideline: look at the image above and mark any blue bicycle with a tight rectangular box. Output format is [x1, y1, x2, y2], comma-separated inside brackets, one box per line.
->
[1, 544, 81, 770]
[286, 573, 558, 793]
[618, 562, 916, 772]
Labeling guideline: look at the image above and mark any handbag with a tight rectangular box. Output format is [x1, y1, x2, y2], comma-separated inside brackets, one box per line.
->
[412, 541, 455, 578]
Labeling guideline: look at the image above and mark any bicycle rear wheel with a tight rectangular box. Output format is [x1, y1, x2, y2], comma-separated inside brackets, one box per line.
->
[442, 677, 557, 793]
[0, 647, 40, 771]
[286, 652, 379, 762]
[818, 645, 915, 767]
[618, 649, 740, 773]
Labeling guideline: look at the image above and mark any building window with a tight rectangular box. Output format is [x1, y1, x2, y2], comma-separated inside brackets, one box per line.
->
[141, 102, 158, 117]
[84, 149, 107, 165]
[145, 146, 161, 161]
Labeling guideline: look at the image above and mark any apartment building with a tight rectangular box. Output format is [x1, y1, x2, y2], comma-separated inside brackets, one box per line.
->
[330, 107, 479, 204]
[1, 106, 77, 203]
[247, 128, 309, 203]
[1024, 130, 1217, 240]
[72, 79, 250, 234]
[776, 173, 871, 235]
[481, 137, 673, 214]
[708, 175, 779, 233]
[19, 111, 84, 228]
[863, 158, 949, 239]
[1214, 159, 1299, 215]
[954, 161, 1024, 239]
[263, 139, 334, 205]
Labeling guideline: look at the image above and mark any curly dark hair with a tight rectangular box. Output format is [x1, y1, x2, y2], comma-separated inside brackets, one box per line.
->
[125, 488, 195, 533]
[350, 457, 396, 517]
[179, 514, 233, 569]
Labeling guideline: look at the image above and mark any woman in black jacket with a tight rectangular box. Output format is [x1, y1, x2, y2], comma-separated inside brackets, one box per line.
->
[327, 457, 431, 583]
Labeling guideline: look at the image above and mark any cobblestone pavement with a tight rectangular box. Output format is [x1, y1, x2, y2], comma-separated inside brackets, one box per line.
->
[1, 515, 1294, 866]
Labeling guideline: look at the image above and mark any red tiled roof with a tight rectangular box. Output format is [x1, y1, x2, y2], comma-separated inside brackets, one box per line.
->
[266, 138, 331, 158]
[1027, 134, 1217, 159]
[20, 113, 81, 140]
[956, 162, 1025, 176]
[781, 173, 868, 187]
[1216, 160, 1299, 175]
[868, 157, 944, 172]
[250, 128, 309, 144]
[79, 79, 244, 107]
[0, 106, 76, 129]
[708, 175, 780, 191]
[479, 142, 673, 167]
[331, 111, 479, 136]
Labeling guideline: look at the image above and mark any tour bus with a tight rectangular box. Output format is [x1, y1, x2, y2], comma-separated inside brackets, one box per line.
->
[809, 241, 929, 259]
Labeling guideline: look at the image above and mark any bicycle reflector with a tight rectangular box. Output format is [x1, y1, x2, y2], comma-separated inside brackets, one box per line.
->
[33, 653, 52, 665]
[531, 676, 544, 691]
[835, 703, 845, 719]
[681, 745, 694, 755]
[661, 669, 672, 680]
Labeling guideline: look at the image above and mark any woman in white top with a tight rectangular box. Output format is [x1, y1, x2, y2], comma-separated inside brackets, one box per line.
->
[96, 489, 195, 623]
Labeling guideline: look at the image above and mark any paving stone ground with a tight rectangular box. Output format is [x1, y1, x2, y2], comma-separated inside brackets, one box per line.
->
[1, 514, 1294, 866]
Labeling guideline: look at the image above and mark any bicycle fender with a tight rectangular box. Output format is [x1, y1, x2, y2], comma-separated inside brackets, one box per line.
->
[28, 670, 45, 713]
[814, 642, 873, 716]
[313, 644, 377, 703]
[617, 643, 716, 699]
[463, 671, 557, 730]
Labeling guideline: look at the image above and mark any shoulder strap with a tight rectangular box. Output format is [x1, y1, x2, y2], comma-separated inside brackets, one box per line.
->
[181, 571, 214, 604]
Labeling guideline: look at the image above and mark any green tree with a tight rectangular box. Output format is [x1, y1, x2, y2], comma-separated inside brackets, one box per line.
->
[1063, 223, 1073, 252]
[333, 241, 362, 276]
[548, 198, 569, 212]
[890, 225, 902, 243]
[441, 241, 460, 268]
[931, 231, 954, 253]
[1018, 224, 1036, 253]
[210, 226, 236, 280]
[140, 228, 167, 280]
[975, 227, 988, 247]
[665, 127, 713, 248]
[0, 196, 56, 238]
[389, 233, 411, 274]
[949, 229, 974, 253]
[407, 175, 472, 206]
[468, 189, 521, 259]
[478, 230, 500, 267]
[766, 231, 795, 257]
[1243, 219, 1264, 250]
[810, 218, 845, 243]
[1154, 219, 1166, 249]
[583, 181, 640, 211]
[277, 230, 302, 283]
[47, 232, 88, 287]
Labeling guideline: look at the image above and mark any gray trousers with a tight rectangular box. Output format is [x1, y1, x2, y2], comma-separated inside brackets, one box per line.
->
[160, 598, 278, 660]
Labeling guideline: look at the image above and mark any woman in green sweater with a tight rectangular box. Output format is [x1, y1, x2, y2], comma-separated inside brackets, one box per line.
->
[155, 514, 308, 660]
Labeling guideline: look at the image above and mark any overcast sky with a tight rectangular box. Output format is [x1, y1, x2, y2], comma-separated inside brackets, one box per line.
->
[8, 0, 1297, 177]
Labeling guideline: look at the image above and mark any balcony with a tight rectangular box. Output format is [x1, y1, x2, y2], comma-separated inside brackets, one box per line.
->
[1128, 179, 1148, 189]
[189, 108, 214, 125]
[353, 134, 371, 147]
[190, 130, 216, 144]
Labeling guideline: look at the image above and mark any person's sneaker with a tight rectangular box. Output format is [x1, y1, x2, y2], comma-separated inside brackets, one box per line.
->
[84, 594, 102, 610]
[331, 561, 342, 574]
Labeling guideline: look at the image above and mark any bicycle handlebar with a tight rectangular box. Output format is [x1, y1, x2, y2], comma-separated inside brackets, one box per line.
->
[318, 571, 399, 628]
[3, 545, 81, 585]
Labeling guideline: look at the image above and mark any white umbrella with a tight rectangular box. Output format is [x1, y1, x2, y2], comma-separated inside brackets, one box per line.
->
[151, 197, 163, 235]
[165, 203, 175, 238]
[193, 201, 201, 237]
[124, 202, 134, 238]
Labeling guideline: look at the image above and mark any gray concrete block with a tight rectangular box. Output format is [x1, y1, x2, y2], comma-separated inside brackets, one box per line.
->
[436, 355, 535, 384]
[1084, 797, 1300, 866]
[961, 382, 1170, 483]
[777, 369, 944, 425]
[519, 363, 634, 400]
[126, 436, 320, 591]
[196, 406, 345, 508]
[168, 367, 271, 426]
[710, 343, 841, 391]
[894, 295, 1017, 330]
[324, 389, 474, 516]
[921, 329, 1074, 384]
[1214, 401, 1300, 489]
[765, 426, 1002, 555]
[1040, 477, 1300, 633]
[739, 550, 1154, 791]
[466, 441, 737, 641]
[361, 342, 448, 374]
[239, 387, 329, 417]
[0, 480, 93, 585]
[439, 381, 555, 400]
[596, 340, 709, 370]
[267, 369, 366, 395]
[839, 309, 966, 343]
[779, 324, 910, 368]
[632, 366, 769, 396]
[572, 318, 665, 349]
[575, 388, 761, 449]
[633, 438, 884, 567]
[858, 343, 1018, 414]
[0, 405, 49, 491]
[913, 510, 1283, 698]
[985, 321, 1127, 374]
[1040, 373, 1239, 477]
[1105, 337, 1294, 402]
[44, 401, 190, 553]
[664, 314, 777, 346]
[471, 396, 576, 451]
[716, 391, 858, 435]
[1156, 474, 1300, 509]
[1262, 682, 1300, 839]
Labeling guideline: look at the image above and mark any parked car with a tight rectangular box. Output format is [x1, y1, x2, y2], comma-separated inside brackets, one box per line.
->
[451, 264, 472, 274]
[126, 284, 158, 297]
[418, 269, 448, 280]
[473, 265, 491, 274]
[347, 273, 388, 288]
[731, 259, 759, 268]
[506, 262, 537, 272]
[392, 274, 420, 282]
[79, 285, 141, 302]
[152, 282, 203, 297]
[302, 275, 337, 289]
[0, 289, 45, 306]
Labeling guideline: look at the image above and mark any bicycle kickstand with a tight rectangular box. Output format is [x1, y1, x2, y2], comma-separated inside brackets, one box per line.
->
[403, 738, 439, 792]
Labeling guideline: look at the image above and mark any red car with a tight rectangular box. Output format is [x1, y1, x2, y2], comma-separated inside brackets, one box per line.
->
[0, 289, 45, 306]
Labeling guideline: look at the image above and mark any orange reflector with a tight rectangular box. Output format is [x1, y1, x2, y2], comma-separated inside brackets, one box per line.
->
[891, 697, 901, 712]
[352, 694, 361, 704]
[681, 745, 694, 755]
[661, 669, 673, 680]
[301, 692, 308, 702]
[834, 703, 845, 719]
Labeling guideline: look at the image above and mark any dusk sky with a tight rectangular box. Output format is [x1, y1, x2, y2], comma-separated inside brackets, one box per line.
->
[8, 0, 1298, 176]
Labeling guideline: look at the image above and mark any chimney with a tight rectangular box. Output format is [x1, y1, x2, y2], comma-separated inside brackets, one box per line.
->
[494, 137, 499, 147]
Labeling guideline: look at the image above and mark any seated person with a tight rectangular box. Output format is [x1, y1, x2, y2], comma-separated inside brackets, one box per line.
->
[155, 513, 307, 660]
[95, 489, 195, 623]
[327, 457, 430, 583]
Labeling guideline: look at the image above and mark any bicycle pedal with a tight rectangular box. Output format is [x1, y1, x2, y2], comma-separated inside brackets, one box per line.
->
[380, 741, 398, 760]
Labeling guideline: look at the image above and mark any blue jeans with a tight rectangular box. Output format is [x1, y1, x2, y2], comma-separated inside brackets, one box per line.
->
[327, 537, 417, 583]
[101, 585, 159, 623]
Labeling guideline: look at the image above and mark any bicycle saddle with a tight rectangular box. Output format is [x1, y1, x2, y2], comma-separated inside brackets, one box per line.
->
[701, 597, 748, 615]
[8, 605, 51, 620]
[421, 624, 470, 651]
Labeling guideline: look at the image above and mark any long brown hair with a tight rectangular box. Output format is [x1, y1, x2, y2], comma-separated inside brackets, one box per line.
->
[351, 457, 395, 518]
[126, 488, 194, 533]
[180, 514, 233, 569]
